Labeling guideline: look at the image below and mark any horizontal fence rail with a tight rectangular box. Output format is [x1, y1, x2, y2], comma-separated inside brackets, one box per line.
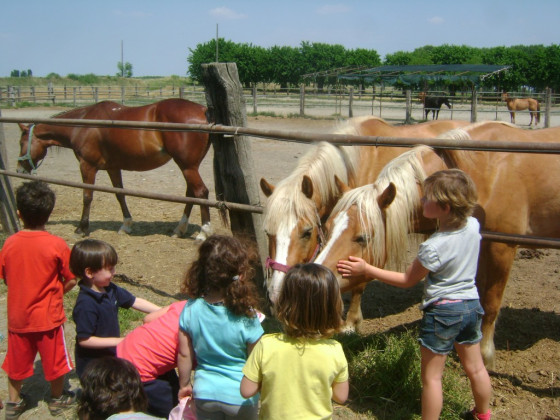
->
[3, 116, 560, 154]
[1, 117, 559, 249]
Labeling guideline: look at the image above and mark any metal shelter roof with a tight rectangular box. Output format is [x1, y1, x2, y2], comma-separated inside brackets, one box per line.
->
[304, 64, 510, 86]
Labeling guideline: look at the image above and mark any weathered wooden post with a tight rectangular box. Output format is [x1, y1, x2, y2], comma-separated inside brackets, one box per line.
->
[405, 90, 412, 124]
[201, 62, 268, 286]
[252, 85, 257, 114]
[121, 86, 126, 105]
[299, 84, 305, 117]
[544, 87, 551, 128]
[0, 109, 19, 234]
[470, 87, 478, 123]
[348, 87, 354, 118]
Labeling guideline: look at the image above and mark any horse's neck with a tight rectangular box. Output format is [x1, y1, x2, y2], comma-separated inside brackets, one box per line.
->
[35, 123, 73, 148]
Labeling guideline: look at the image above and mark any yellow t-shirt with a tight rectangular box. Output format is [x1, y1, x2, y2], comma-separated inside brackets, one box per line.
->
[243, 333, 348, 420]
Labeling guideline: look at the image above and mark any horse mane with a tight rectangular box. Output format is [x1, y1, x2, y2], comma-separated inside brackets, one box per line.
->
[331, 145, 431, 268]
[263, 141, 358, 232]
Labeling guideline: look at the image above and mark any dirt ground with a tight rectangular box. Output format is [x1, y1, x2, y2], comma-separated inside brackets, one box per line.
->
[0, 108, 559, 419]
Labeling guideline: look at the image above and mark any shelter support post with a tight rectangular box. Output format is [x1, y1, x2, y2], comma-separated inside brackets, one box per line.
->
[470, 87, 478, 123]
[348, 87, 354, 118]
[201, 62, 268, 290]
[299, 85, 305, 117]
[0, 109, 19, 234]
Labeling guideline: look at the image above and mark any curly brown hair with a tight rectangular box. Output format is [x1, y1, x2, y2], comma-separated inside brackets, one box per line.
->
[275, 263, 344, 340]
[181, 234, 261, 317]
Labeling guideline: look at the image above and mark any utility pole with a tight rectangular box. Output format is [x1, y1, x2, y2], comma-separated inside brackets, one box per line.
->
[215, 24, 219, 62]
[121, 40, 124, 77]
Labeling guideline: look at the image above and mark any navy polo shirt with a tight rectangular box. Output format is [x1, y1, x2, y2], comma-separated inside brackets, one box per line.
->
[73, 281, 136, 378]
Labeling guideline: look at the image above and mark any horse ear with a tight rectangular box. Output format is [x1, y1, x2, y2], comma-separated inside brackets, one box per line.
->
[377, 183, 396, 210]
[260, 178, 275, 197]
[18, 123, 28, 132]
[334, 175, 351, 194]
[301, 175, 313, 199]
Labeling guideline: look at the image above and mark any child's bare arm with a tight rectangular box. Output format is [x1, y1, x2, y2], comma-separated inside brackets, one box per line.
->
[78, 336, 123, 349]
[240, 375, 260, 398]
[131, 297, 161, 313]
[332, 380, 349, 404]
[177, 329, 194, 399]
[63, 278, 77, 294]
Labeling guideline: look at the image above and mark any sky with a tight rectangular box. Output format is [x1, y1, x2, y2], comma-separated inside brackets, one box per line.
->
[2, 1, 559, 77]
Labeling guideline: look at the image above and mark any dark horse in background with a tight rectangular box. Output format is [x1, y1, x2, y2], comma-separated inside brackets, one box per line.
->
[17, 98, 213, 240]
[418, 91, 452, 120]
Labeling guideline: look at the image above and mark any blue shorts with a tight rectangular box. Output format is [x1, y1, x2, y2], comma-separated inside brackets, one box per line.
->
[418, 299, 484, 355]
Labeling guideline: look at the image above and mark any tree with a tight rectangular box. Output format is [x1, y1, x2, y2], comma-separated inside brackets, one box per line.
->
[10, 70, 20, 77]
[117, 62, 133, 78]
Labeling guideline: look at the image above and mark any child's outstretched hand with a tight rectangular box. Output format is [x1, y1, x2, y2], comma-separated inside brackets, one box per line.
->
[337, 256, 367, 278]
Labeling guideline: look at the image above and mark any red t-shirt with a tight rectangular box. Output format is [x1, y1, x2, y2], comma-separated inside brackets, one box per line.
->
[0, 230, 75, 333]
[117, 300, 187, 382]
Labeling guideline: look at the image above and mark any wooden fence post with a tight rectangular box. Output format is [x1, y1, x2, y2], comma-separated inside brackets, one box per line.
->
[545, 88, 551, 128]
[405, 90, 412, 124]
[471, 87, 478, 123]
[252, 85, 257, 114]
[201, 62, 268, 286]
[0, 109, 19, 234]
[121, 86, 126, 105]
[299, 85, 305, 117]
[348, 87, 354, 118]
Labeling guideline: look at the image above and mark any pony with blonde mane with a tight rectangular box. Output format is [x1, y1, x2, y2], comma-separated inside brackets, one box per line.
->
[502, 92, 540, 126]
[315, 120, 560, 367]
[261, 116, 471, 329]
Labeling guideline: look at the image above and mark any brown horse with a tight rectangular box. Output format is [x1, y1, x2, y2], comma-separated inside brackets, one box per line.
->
[502, 92, 540, 126]
[315, 121, 560, 367]
[17, 99, 212, 239]
[261, 116, 469, 330]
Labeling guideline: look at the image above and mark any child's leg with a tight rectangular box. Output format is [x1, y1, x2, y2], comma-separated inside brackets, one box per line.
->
[7, 378, 23, 402]
[49, 375, 65, 399]
[455, 342, 492, 415]
[420, 346, 447, 420]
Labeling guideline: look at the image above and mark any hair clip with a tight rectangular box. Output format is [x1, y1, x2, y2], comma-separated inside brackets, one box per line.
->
[232, 275, 240, 281]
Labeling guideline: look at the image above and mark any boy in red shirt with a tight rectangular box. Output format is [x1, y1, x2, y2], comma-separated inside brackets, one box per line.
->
[0, 181, 78, 419]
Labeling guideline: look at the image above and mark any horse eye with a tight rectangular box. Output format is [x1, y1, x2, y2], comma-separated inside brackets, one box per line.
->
[355, 235, 368, 246]
[301, 228, 312, 239]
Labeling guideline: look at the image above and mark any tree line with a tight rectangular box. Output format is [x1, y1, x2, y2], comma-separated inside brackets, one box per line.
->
[187, 40, 560, 93]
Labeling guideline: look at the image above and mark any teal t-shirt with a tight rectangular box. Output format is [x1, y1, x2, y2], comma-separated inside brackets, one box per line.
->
[179, 298, 263, 406]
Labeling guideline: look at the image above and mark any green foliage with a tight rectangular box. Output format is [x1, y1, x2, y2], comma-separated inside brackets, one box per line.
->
[117, 61, 133, 78]
[338, 330, 471, 419]
[66, 73, 100, 84]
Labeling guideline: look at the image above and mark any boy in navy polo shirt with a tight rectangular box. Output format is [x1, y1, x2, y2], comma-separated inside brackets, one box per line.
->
[70, 239, 161, 379]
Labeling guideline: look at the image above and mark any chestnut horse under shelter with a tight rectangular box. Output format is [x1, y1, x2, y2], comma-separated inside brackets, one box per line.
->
[16, 99, 212, 239]
[315, 121, 560, 367]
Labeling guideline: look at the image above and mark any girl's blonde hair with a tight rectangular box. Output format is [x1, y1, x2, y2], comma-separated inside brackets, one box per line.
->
[423, 169, 478, 228]
[70, 239, 118, 279]
[181, 235, 261, 317]
[275, 263, 344, 339]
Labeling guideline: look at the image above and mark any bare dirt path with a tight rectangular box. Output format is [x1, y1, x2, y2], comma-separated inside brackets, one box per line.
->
[0, 108, 559, 419]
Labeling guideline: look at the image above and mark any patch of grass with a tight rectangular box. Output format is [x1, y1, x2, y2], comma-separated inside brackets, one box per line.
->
[338, 329, 471, 420]
[248, 111, 278, 118]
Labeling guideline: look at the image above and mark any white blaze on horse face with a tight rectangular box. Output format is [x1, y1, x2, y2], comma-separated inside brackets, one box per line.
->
[268, 221, 295, 303]
[314, 211, 349, 265]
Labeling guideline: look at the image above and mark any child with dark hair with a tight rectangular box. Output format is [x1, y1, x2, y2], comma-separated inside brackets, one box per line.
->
[77, 356, 163, 419]
[70, 239, 160, 379]
[241, 263, 349, 420]
[177, 234, 264, 420]
[0, 181, 78, 419]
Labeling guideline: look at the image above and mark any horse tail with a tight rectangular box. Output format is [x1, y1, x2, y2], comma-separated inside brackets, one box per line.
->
[205, 107, 215, 124]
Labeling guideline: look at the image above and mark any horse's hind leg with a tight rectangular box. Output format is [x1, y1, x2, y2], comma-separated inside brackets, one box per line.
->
[107, 169, 133, 234]
[173, 168, 211, 241]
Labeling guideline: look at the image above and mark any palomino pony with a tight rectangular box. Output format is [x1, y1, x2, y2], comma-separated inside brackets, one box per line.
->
[502, 92, 540, 126]
[315, 121, 560, 367]
[261, 116, 469, 329]
[17, 99, 213, 239]
[418, 92, 452, 120]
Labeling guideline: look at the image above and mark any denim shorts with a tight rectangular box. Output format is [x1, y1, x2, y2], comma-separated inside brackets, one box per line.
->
[418, 299, 484, 354]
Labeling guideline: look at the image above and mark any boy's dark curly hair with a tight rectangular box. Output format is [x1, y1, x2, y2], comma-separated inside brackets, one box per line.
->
[77, 357, 148, 420]
[15, 180, 55, 228]
[181, 234, 261, 317]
